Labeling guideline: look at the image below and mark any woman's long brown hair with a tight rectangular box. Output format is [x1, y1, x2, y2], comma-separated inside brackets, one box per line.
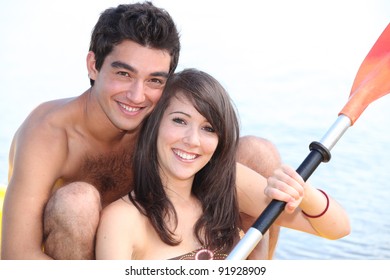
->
[130, 68, 241, 251]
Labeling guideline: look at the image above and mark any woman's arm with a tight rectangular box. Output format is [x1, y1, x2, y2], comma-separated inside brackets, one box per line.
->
[265, 164, 351, 239]
[236, 163, 351, 240]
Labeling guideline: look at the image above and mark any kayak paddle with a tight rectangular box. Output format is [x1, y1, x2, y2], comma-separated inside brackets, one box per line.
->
[227, 23, 390, 260]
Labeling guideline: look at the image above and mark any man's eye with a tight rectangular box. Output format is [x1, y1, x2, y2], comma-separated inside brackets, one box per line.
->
[117, 71, 129, 77]
[150, 78, 162, 84]
[148, 78, 166, 89]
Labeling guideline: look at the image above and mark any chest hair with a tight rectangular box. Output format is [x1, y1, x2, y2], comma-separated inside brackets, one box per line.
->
[79, 151, 134, 204]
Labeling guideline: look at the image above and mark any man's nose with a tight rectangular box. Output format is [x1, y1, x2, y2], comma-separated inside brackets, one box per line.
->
[126, 81, 146, 104]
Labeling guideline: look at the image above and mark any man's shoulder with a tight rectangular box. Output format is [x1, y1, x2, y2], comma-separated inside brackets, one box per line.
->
[11, 97, 81, 162]
[33, 97, 78, 121]
[17, 96, 80, 136]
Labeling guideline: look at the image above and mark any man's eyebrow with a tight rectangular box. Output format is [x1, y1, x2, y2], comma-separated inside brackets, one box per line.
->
[111, 61, 136, 72]
[111, 61, 169, 78]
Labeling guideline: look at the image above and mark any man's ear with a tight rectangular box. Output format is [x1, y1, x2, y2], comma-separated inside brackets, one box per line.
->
[86, 51, 98, 81]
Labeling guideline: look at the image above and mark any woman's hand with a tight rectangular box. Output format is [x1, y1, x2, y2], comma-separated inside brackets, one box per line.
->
[264, 164, 307, 214]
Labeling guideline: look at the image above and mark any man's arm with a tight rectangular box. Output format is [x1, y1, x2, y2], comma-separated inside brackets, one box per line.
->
[1, 117, 67, 259]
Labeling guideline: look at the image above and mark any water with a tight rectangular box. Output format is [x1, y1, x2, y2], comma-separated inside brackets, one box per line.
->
[1, 0, 390, 259]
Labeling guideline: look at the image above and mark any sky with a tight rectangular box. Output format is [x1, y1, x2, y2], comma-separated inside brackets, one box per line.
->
[0, 0, 389, 183]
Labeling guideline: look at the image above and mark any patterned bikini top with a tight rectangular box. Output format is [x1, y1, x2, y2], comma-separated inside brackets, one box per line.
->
[170, 229, 244, 260]
[169, 246, 229, 260]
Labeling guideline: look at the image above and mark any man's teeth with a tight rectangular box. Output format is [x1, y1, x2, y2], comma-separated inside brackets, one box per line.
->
[174, 149, 196, 160]
[119, 103, 141, 112]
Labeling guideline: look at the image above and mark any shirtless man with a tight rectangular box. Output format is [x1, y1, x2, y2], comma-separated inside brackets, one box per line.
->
[1, 2, 280, 260]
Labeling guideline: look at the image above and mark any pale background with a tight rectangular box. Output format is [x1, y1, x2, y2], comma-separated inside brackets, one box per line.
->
[1, 0, 389, 259]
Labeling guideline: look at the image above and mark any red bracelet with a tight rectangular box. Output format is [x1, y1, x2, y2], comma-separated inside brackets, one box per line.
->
[302, 189, 329, 218]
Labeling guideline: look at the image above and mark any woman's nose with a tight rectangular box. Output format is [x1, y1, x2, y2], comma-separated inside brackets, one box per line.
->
[182, 127, 200, 147]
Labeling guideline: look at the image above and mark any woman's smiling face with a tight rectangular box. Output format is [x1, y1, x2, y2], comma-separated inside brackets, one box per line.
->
[157, 93, 219, 186]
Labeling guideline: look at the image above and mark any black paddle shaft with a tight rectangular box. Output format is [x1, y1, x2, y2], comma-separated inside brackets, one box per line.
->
[252, 141, 332, 234]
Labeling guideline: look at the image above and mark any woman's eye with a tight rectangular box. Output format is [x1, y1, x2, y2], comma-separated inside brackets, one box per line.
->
[172, 117, 186, 125]
[203, 125, 215, 133]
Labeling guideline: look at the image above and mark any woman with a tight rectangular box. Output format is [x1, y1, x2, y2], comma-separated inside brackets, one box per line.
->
[95, 68, 350, 260]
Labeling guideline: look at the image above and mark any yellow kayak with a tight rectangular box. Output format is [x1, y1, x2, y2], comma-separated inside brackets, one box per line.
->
[0, 185, 6, 251]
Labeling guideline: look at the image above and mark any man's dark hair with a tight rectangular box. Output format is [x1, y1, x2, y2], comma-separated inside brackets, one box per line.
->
[89, 2, 180, 86]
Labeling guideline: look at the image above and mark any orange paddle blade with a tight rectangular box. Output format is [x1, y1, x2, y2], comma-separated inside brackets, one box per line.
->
[340, 23, 390, 125]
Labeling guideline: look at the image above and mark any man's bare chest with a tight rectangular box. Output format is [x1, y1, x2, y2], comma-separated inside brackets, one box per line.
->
[75, 152, 134, 204]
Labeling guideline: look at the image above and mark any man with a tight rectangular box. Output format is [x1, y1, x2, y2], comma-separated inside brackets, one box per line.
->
[1, 2, 280, 260]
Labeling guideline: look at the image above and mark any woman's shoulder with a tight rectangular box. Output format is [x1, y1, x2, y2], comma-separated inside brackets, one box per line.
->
[98, 195, 148, 245]
[101, 195, 142, 221]
[96, 195, 147, 259]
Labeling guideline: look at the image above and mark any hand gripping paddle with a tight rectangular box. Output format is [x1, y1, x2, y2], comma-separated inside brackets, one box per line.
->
[227, 23, 390, 260]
